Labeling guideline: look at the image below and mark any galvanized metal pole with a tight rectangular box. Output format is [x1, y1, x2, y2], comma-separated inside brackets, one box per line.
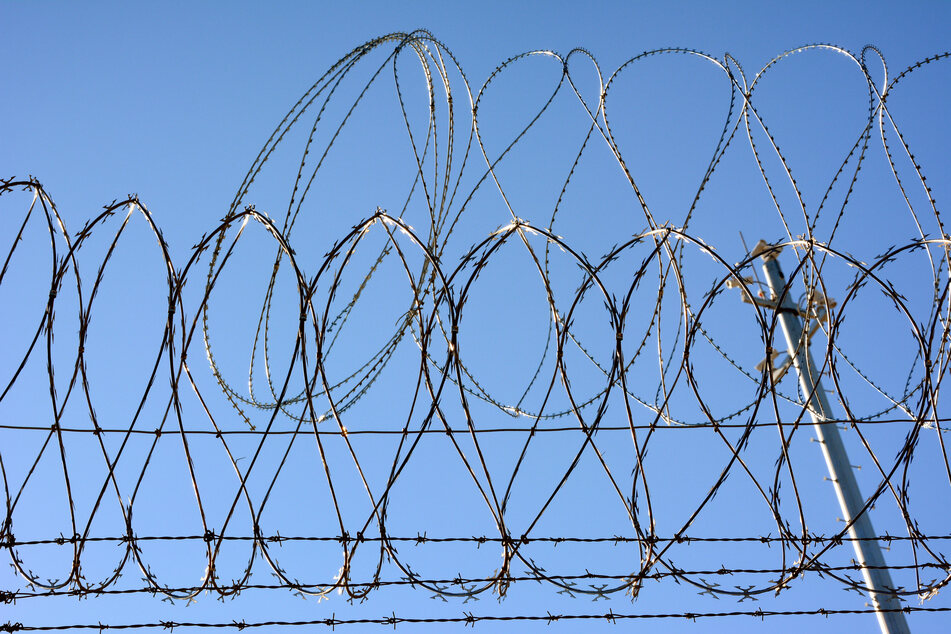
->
[755, 242, 910, 634]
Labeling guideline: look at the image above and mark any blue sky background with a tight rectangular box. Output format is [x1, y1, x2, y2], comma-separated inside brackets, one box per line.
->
[2, 1, 951, 632]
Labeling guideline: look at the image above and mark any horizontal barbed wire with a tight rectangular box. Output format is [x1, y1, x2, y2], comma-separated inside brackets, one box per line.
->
[4, 606, 951, 632]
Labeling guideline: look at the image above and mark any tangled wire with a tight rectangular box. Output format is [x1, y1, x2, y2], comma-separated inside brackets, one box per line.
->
[2, 31, 951, 624]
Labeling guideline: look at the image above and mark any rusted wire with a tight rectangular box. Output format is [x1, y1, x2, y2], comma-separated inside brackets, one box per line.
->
[2, 30, 951, 628]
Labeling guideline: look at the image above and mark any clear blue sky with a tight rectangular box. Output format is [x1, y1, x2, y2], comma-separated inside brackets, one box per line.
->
[2, 1, 950, 632]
